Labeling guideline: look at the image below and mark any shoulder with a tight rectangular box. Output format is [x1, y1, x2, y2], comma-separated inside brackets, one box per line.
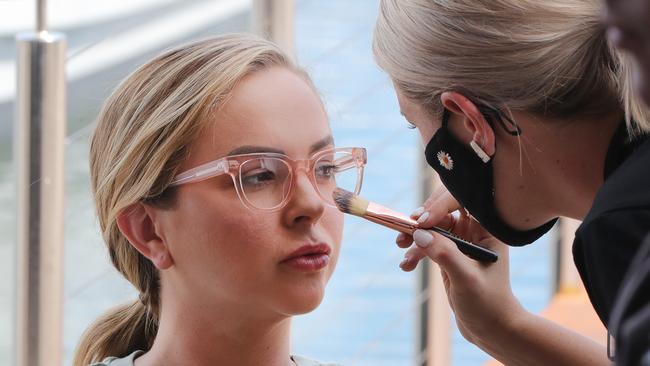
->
[89, 351, 144, 366]
[292, 355, 343, 366]
[583, 137, 650, 226]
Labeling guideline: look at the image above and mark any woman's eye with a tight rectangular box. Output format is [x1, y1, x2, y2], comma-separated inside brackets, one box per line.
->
[315, 163, 336, 178]
[241, 169, 276, 187]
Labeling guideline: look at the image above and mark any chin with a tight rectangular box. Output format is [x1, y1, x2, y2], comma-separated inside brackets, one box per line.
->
[279, 282, 326, 315]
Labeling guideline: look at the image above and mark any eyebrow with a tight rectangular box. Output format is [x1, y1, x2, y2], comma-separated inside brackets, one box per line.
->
[309, 135, 335, 153]
[226, 135, 335, 156]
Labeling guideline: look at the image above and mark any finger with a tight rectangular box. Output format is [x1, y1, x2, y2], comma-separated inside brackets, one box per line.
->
[410, 186, 448, 219]
[422, 186, 448, 208]
[399, 246, 428, 272]
[410, 206, 425, 219]
[412, 229, 477, 283]
[417, 191, 460, 229]
[396, 232, 414, 249]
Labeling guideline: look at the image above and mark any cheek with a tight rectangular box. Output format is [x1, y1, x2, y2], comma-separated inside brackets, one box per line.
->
[207, 208, 277, 258]
[417, 119, 442, 146]
[170, 192, 271, 275]
[418, 127, 436, 147]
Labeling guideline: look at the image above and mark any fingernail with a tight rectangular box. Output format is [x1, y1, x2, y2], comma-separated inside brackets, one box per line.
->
[396, 232, 406, 244]
[399, 258, 410, 267]
[413, 229, 433, 248]
[417, 211, 430, 224]
[411, 206, 425, 218]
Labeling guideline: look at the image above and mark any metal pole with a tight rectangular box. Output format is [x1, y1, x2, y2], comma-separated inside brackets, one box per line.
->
[36, 0, 47, 32]
[416, 152, 432, 366]
[15, 0, 66, 363]
[416, 152, 451, 366]
[252, 0, 295, 57]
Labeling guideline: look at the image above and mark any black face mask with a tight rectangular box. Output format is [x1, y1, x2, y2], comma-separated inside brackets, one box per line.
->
[424, 108, 557, 246]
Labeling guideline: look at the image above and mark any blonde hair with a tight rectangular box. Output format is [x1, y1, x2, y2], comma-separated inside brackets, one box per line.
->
[74, 34, 302, 366]
[373, 0, 650, 134]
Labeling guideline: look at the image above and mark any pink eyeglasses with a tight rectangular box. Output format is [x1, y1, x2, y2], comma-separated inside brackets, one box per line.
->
[170, 147, 367, 211]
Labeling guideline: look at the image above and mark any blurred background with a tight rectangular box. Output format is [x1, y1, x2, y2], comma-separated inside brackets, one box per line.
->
[0, 0, 600, 365]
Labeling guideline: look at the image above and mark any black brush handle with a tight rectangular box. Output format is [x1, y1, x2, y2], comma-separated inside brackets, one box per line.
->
[429, 227, 498, 263]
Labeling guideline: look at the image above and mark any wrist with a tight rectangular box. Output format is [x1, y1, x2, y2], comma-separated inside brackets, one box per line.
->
[473, 298, 528, 351]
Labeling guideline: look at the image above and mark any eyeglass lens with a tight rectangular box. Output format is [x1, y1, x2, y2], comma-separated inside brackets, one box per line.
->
[237, 151, 360, 209]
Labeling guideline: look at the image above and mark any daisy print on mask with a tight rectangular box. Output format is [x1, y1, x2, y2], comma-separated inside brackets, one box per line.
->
[437, 151, 453, 170]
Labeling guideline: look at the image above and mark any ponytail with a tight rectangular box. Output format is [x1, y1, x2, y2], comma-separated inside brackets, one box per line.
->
[72, 300, 157, 366]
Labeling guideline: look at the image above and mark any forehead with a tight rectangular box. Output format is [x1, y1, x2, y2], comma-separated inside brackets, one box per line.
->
[188, 67, 331, 164]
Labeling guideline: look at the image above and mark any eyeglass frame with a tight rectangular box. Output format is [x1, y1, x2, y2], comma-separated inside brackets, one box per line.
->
[169, 147, 367, 211]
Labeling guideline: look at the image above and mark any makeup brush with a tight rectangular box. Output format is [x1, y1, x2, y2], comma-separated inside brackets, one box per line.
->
[332, 188, 498, 263]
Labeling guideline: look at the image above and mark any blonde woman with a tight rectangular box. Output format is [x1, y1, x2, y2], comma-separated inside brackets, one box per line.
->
[373, 1, 650, 365]
[73, 34, 366, 366]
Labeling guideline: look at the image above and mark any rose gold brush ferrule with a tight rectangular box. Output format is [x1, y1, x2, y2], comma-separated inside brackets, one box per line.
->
[364, 202, 419, 235]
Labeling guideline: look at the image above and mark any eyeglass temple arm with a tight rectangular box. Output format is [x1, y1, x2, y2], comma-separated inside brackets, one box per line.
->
[170, 159, 230, 186]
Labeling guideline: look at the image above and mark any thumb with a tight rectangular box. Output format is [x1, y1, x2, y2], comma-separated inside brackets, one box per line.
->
[412, 229, 476, 284]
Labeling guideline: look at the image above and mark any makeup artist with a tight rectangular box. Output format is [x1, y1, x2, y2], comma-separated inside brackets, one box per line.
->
[371, 1, 650, 365]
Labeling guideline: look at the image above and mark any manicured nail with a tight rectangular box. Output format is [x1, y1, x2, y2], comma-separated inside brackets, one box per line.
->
[413, 229, 433, 248]
[399, 257, 410, 267]
[417, 211, 430, 224]
[411, 206, 425, 218]
[396, 232, 407, 244]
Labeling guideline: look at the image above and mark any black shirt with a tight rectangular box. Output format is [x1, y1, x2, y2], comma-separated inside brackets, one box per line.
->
[609, 234, 650, 365]
[573, 124, 650, 327]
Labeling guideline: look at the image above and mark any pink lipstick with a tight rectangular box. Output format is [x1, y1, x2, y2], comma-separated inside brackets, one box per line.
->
[281, 243, 331, 272]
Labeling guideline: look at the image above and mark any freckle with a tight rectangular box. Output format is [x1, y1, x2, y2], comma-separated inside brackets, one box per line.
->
[556, 159, 560, 164]
[518, 185, 524, 190]
[524, 218, 530, 223]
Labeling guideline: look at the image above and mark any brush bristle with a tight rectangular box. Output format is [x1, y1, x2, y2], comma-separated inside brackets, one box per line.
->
[332, 188, 369, 216]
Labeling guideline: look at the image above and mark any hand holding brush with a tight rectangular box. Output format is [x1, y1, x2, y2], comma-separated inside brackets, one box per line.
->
[332, 188, 498, 263]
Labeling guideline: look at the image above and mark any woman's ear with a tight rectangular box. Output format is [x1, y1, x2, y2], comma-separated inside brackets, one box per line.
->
[440, 91, 496, 157]
[116, 203, 174, 270]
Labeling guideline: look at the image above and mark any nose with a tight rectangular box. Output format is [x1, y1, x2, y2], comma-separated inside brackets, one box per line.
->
[282, 169, 325, 227]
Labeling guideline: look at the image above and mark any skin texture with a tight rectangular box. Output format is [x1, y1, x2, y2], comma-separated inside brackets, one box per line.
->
[394, 89, 621, 366]
[116, 67, 344, 366]
[604, 0, 650, 104]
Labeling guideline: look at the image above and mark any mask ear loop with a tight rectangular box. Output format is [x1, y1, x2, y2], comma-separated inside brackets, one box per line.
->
[474, 104, 521, 138]
[476, 105, 522, 136]
[473, 105, 527, 174]
[499, 112, 522, 136]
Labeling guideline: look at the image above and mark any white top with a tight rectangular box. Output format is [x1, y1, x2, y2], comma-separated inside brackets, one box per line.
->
[91, 350, 342, 366]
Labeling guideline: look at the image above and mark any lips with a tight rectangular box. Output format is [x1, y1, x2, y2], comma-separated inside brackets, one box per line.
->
[281, 243, 332, 272]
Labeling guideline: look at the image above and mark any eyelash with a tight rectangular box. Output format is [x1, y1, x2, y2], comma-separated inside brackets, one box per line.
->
[406, 122, 417, 130]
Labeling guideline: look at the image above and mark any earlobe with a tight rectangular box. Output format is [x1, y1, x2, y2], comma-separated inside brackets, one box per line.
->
[116, 203, 174, 270]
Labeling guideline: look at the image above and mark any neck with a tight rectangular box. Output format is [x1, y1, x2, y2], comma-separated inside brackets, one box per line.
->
[136, 287, 293, 366]
[510, 111, 622, 221]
